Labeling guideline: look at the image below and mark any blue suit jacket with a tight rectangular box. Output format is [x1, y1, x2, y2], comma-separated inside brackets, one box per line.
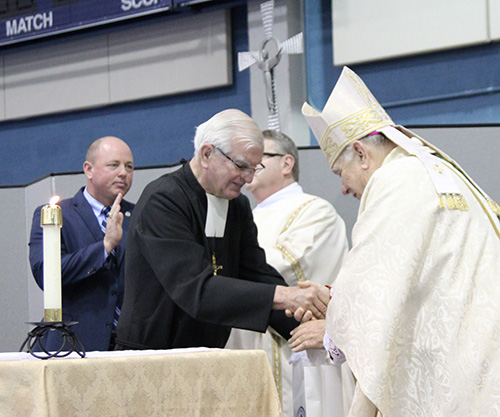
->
[28, 187, 134, 351]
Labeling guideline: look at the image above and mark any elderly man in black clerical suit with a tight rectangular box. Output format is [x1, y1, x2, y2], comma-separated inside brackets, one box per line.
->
[116, 109, 329, 350]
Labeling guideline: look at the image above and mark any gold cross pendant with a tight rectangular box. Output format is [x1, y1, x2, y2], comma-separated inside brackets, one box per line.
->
[212, 252, 223, 275]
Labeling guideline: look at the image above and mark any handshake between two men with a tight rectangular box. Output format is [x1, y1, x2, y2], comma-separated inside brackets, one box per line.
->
[273, 280, 331, 352]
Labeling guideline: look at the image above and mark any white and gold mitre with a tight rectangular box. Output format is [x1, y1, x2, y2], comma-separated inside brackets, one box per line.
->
[302, 67, 500, 222]
[301, 66, 394, 168]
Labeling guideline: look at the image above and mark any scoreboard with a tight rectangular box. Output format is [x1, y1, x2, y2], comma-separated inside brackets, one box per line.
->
[0, 0, 174, 47]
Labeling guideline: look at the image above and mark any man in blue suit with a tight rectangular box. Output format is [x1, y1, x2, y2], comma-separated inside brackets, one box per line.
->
[29, 136, 135, 351]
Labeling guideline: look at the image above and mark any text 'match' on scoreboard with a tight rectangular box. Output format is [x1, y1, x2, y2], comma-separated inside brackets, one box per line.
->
[0, 0, 173, 47]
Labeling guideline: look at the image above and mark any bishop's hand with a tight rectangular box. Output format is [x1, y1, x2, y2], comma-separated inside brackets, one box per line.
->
[289, 319, 326, 352]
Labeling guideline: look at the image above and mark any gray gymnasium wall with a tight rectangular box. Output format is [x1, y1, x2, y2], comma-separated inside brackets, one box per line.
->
[0, 125, 498, 352]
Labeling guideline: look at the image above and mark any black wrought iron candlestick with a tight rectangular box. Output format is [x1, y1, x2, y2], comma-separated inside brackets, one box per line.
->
[20, 321, 86, 359]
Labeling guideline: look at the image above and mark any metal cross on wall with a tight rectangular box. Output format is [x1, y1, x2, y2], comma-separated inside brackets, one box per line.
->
[238, 0, 304, 131]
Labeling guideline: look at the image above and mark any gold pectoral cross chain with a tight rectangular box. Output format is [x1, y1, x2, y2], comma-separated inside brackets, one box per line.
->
[212, 252, 223, 275]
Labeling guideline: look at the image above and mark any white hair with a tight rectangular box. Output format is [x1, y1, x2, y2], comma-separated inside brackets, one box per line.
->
[193, 109, 264, 157]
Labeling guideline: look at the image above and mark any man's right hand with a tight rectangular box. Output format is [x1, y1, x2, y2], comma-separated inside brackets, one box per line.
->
[273, 280, 330, 320]
[103, 193, 124, 255]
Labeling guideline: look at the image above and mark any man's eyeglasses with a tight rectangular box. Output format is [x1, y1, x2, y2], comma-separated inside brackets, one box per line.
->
[214, 147, 266, 175]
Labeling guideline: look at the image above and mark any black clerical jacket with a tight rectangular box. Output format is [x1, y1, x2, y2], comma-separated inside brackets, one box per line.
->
[116, 162, 297, 350]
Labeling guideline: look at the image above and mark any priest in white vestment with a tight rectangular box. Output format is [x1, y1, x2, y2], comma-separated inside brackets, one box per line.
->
[290, 67, 500, 417]
[225, 129, 353, 417]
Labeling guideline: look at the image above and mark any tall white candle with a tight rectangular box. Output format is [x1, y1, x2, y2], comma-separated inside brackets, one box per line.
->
[41, 196, 63, 322]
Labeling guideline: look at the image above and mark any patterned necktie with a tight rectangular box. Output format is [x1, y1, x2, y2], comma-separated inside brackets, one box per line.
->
[101, 206, 111, 232]
[113, 306, 120, 329]
[101, 205, 120, 328]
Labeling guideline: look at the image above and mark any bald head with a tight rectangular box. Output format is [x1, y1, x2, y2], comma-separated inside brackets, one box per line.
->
[83, 136, 134, 206]
[86, 136, 124, 163]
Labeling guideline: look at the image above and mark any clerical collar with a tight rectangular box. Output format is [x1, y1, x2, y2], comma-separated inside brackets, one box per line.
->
[205, 193, 229, 238]
[255, 182, 303, 211]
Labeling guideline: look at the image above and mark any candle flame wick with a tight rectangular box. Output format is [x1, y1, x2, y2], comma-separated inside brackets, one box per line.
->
[49, 195, 61, 206]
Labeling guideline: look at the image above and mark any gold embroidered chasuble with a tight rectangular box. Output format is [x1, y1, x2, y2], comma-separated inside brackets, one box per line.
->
[327, 147, 500, 416]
